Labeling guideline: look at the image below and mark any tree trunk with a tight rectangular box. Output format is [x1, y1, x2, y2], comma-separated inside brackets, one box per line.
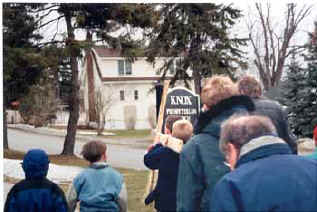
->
[61, 10, 80, 155]
[3, 107, 8, 150]
[86, 32, 97, 122]
[193, 70, 201, 95]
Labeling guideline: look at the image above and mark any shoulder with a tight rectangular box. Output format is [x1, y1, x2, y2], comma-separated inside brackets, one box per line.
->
[44, 179, 65, 196]
[181, 133, 219, 163]
[254, 98, 284, 109]
[183, 133, 217, 151]
[106, 166, 124, 181]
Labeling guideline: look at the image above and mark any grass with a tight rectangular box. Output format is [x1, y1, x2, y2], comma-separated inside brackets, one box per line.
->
[49, 126, 152, 139]
[4, 149, 154, 212]
[104, 129, 152, 139]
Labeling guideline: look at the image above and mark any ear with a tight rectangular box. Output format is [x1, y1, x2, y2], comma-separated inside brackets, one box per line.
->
[226, 143, 239, 170]
[102, 151, 107, 162]
[165, 128, 171, 135]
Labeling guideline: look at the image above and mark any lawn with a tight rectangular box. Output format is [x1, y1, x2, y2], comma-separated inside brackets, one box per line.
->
[4, 149, 154, 212]
[104, 129, 152, 139]
[50, 126, 152, 139]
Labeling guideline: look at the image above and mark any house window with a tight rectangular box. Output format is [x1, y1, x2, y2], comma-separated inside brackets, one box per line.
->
[134, 90, 138, 100]
[120, 90, 125, 101]
[118, 60, 132, 75]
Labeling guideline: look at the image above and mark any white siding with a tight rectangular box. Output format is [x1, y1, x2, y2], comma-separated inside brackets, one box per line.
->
[103, 82, 156, 129]
[79, 49, 194, 130]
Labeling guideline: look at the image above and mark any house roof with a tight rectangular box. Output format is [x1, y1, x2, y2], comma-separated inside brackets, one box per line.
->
[93, 46, 122, 57]
[93, 46, 188, 58]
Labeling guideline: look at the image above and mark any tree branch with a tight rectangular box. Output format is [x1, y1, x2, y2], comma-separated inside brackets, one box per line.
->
[38, 15, 64, 29]
[28, 4, 59, 13]
[256, 3, 271, 80]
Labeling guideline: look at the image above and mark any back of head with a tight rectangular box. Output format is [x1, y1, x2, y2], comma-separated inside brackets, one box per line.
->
[172, 119, 193, 144]
[237, 75, 262, 98]
[22, 149, 50, 179]
[220, 114, 277, 153]
[81, 140, 107, 163]
[201, 75, 238, 108]
[165, 115, 183, 134]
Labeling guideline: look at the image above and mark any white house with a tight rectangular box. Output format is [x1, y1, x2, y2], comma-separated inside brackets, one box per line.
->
[79, 46, 193, 130]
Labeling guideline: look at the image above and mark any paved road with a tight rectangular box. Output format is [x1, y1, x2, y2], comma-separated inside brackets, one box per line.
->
[7, 128, 147, 170]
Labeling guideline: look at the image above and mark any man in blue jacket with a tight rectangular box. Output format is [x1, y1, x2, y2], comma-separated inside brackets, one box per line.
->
[4, 149, 68, 212]
[211, 114, 317, 211]
[177, 75, 255, 211]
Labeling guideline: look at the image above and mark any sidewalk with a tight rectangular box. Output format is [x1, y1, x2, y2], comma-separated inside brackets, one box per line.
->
[8, 124, 152, 148]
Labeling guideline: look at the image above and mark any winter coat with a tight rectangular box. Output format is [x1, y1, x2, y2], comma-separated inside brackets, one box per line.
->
[144, 143, 180, 211]
[252, 97, 297, 154]
[211, 135, 317, 211]
[4, 149, 68, 212]
[67, 162, 127, 212]
[177, 95, 255, 212]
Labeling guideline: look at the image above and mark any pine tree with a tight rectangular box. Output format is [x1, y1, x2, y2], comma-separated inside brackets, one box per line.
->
[146, 3, 248, 94]
[28, 3, 157, 155]
[302, 22, 317, 137]
[282, 55, 307, 136]
[282, 22, 317, 138]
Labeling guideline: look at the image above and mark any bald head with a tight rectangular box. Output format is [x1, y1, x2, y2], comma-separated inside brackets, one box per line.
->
[220, 114, 277, 154]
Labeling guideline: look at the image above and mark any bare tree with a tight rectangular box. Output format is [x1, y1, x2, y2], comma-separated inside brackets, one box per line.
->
[94, 87, 115, 135]
[247, 3, 311, 91]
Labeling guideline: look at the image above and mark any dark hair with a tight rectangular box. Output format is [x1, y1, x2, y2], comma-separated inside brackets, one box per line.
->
[165, 115, 183, 132]
[237, 75, 262, 98]
[81, 141, 107, 163]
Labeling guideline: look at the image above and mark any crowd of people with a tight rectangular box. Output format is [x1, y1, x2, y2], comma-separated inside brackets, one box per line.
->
[4, 75, 317, 212]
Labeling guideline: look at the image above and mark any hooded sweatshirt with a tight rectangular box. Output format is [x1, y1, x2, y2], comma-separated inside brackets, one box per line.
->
[4, 149, 68, 212]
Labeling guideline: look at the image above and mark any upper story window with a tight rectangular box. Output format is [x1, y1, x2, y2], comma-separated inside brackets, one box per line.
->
[118, 60, 132, 76]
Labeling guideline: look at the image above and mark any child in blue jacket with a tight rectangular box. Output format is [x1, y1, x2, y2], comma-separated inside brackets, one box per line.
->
[144, 119, 193, 212]
[4, 149, 68, 212]
[67, 140, 127, 212]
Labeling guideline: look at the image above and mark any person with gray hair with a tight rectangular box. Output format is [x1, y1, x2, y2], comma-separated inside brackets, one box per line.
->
[210, 114, 317, 211]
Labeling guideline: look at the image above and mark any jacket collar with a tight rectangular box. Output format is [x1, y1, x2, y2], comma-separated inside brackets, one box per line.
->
[236, 136, 292, 168]
[194, 95, 255, 134]
[89, 162, 108, 169]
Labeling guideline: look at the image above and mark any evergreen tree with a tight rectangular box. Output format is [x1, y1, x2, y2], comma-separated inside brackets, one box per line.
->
[28, 3, 157, 155]
[282, 56, 307, 136]
[3, 3, 47, 149]
[302, 22, 317, 137]
[146, 3, 248, 93]
[282, 22, 317, 138]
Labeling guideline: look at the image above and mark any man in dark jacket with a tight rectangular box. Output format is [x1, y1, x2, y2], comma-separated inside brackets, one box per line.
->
[4, 149, 68, 212]
[238, 75, 297, 153]
[211, 114, 317, 211]
[177, 75, 255, 212]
